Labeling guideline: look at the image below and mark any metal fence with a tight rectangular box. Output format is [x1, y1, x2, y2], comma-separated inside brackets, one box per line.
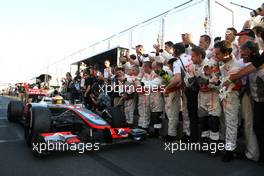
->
[44, 0, 234, 86]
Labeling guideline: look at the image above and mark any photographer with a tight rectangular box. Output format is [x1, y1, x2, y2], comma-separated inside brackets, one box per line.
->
[112, 67, 126, 107]
[72, 71, 81, 103]
[250, 3, 264, 18]
[241, 3, 264, 29]
[63, 72, 73, 102]
[90, 75, 111, 112]
[83, 69, 95, 110]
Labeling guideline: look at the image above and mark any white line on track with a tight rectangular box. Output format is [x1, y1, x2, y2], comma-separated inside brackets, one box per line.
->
[0, 139, 23, 143]
[0, 125, 8, 128]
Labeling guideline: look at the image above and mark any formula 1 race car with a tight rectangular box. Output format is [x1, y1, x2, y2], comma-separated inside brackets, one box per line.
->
[7, 95, 146, 157]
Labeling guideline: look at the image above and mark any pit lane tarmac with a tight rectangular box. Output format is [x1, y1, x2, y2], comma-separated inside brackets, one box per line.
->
[0, 96, 263, 176]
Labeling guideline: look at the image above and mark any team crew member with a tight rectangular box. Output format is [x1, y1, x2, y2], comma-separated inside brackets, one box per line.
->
[135, 45, 148, 67]
[181, 33, 195, 55]
[145, 61, 163, 136]
[163, 43, 192, 141]
[153, 41, 174, 63]
[225, 27, 240, 59]
[163, 58, 181, 141]
[136, 61, 162, 131]
[150, 61, 166, 137]
[173, 43, 193, 140]
[215, 40, 242, 162]
[188, 47, 222, 148]
[123, 66, 140, 126]
[199, 34, 213, 59]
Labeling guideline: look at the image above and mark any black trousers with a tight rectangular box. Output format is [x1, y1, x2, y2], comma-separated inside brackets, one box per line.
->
[185, 87, 199, 142]
[149, 112, 162, 136]
[200, 116, 219, 139]
[253, 101, 264, 161]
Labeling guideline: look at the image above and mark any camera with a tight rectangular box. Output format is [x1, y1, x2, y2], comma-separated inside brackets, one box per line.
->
[250, 3, 264, 17]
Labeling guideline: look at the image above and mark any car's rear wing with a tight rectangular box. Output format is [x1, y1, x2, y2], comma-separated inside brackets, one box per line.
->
[26, 88, 49, 96]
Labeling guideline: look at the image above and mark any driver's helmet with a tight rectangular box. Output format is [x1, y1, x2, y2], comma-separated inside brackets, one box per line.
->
[52, 95, 65, 104]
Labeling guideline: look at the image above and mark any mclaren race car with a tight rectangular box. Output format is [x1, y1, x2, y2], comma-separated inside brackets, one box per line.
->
[7, 95, 146, 156]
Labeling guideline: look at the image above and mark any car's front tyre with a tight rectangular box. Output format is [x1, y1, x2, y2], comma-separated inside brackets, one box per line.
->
[7, 101, 24, 122]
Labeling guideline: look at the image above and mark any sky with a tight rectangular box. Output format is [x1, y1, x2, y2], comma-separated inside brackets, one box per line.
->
[0, 0, 262, 86]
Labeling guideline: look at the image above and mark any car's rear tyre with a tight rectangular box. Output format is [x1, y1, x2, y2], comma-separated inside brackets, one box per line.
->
[7, 101, 24, 122]
[108, 107, 126, 128]
[25, 107, 51, 146]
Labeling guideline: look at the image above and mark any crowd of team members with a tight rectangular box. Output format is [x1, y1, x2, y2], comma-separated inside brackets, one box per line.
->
[61, 25, 264, 163]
